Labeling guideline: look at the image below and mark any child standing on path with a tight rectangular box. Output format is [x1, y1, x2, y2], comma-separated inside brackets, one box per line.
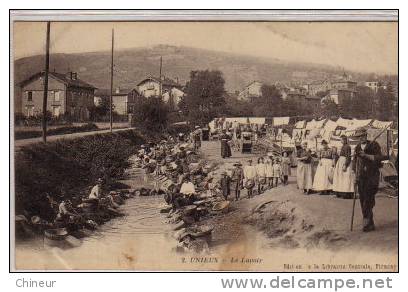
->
[265, 158, 274, 189]
[281, 151, 291, 185]
[255, 157, 267, 194]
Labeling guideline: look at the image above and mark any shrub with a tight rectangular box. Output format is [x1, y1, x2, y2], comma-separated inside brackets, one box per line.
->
[14, 129, 146, 219]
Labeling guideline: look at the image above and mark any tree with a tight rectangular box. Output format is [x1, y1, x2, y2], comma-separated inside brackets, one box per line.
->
[317, 98, 340, 118]
[352, 86, 375, 118]
[132, 96, 169, 132]
[376, 83, 395, 121]
[89, 98, 115, 121]
[182, 70, 226, 125]
[252, 84, 283, 116]
[316, 90, 330, 98]
[223, 94, 254, 117]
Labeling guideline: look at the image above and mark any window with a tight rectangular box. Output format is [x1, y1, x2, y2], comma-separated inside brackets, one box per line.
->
[27, 91, 33, 102]
[54, 91, 60, 102]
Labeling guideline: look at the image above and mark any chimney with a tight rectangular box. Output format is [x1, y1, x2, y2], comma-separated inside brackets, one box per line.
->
[115, 87, 120, 94]
[66, 71, 78, 80]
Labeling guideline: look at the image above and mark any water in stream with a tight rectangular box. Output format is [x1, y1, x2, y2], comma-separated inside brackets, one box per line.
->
[14, 163, 181, 270]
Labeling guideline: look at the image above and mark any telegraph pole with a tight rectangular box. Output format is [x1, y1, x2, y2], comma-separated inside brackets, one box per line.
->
[159, 56, 163, 97]
[109, 29, 114, 132]
[42, 21, 51, 143]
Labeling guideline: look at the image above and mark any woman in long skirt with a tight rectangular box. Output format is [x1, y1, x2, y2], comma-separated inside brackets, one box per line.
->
[220, 130, 232, 158]
[296, 142, 313, 194]
[332, 135, 355, 198]
[312, 140, 334, 195]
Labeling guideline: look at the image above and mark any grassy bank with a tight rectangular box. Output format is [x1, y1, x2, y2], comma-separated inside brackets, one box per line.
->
[15, 123, 99, 140]
[14, 129, 154, 221]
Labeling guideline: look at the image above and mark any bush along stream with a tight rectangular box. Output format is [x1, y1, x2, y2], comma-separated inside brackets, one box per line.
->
[14, 129, 163, 244]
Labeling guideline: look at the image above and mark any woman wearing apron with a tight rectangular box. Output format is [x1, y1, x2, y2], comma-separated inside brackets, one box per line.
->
[312, 140, 334, 195]
[296, 142, 313, 195]
[332, 135, 355, 198]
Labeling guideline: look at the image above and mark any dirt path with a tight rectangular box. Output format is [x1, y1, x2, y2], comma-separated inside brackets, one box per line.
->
[197, 141, 398, 272]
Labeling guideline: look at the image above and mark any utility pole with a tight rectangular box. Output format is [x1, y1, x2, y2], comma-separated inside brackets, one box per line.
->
[159, 56, 163, 97]
[42, 21, 51, 143]
[109, 29, 114, 132]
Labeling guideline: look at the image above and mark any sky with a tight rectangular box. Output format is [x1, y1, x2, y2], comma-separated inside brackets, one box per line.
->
[13, 21, 398, 74]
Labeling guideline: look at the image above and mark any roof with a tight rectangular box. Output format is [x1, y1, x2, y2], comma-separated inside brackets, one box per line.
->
[95, 88, 136, 96]
[330, 88, 357, 93]
[243, 80, 263, 89]
[332, 79, 357, 84]
[287, 91, 306, 96]
[19, 71, 97, 89]
[137, 76, 181, 88]
[305, 95, 321, 100]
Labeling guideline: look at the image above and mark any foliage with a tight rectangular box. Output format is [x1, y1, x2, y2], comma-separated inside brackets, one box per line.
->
[252, 84, 283, 116]
[132, 96, 169, 132]
[181, 70, 226, 125]
[223, 97, 254, 117]
[316, 98, 340, 118]
[89, 98, 116, 122]
[316, 90, 330, 98]
[15, 130, 146, 219]
[351, 86, 375, 118]
[376, 83, 396, 121]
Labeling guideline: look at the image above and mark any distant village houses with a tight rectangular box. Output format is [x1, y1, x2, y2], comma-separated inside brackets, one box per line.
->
[94, 88, 141, 115]
[237, 81, 263, 102]
[18, 71, 96, 120]
[364, 81, 389, 93]
[237, 80, 320, 108]
[136, 76, 184, 110]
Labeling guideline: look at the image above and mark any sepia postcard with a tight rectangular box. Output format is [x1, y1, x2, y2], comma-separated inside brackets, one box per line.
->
[10, 10, 398, 272]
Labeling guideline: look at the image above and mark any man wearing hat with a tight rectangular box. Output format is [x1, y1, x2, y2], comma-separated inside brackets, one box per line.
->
[231, 162, 244, 200]
[353, 128, 384, 232]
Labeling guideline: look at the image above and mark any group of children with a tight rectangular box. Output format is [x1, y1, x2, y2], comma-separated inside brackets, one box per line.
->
[220, 151, 292, 201]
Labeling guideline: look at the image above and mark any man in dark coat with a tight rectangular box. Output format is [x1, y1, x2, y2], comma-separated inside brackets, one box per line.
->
[353, 129, 385, 232]
[231, 162, 244, 200]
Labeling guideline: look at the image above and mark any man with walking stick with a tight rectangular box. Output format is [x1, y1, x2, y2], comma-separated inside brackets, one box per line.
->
[352, 128, 384, 232]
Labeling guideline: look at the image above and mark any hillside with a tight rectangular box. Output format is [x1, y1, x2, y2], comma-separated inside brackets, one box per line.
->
[14, 45, 377, 94]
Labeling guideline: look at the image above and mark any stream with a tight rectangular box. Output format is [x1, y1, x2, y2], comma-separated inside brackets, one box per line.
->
[14, 161, 180, 270]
